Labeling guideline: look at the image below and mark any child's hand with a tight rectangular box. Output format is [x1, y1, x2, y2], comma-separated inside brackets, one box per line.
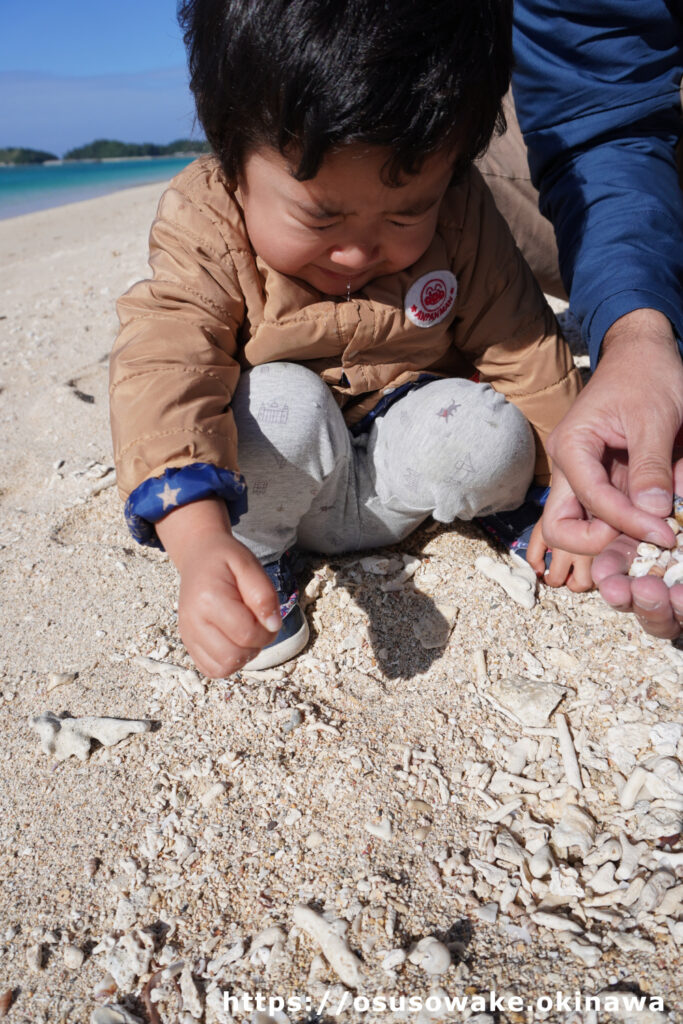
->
[155, 499, 281, 678]
[526, 518, 594, 592]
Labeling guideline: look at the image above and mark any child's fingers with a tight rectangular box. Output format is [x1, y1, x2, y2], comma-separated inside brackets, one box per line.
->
[187, 620, 261, 679]
[565, 556, 594, 593]
[225, 543, 282, 633]
[544, 548, 573, 587]
[526, 520, 548, 576]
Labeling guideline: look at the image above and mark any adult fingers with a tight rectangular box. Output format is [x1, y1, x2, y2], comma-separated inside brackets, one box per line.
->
[557, 440, 674, 547]
[627, 413, 677, 517]
[631, 576, 681, 640]
[591, 534, 639, 585]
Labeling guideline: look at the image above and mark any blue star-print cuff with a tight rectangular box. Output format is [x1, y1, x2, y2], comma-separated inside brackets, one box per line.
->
[124, 463, 248, 548]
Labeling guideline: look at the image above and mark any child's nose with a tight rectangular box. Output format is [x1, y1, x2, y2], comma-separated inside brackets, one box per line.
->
[328, 242, 380, 270]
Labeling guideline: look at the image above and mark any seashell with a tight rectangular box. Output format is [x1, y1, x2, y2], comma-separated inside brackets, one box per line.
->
[628, 557, 657, 578]
[406, 798, 433, 815]
[615, 833, 649, 881]
[506, 737, 537, 775]
[550, 805, 596, 857]
[528, 843, 556, 879]
[92, 973, 118, 1001]
[64, 944, 85, 970]
[469, 859, 510, 887]
[474, 903, 499, 924]
[0, 990, 14, 1017]
[635, 868, 675, 914]
[134, 655, 204, 695]
[663, 561, 683, 587]
[411, 601, 458, 649]
[564, 937, 602, 967]
[408, 936, 451, 975]
[619, 875, 647, 908]
[674, 494, 683, 528]
[548, 865, 584, 900]
[665, 514, 680, 535]
[646, 755, 683, 796]
[634, 805, 681, 840]
[587, 862, 619, 895]
[556, 713, 583, 791]
[365, 819, 393, 841]
[475, 555, 536, 609]
[636, 542, 663, 559]
[250, 926, 287, 952]
[359, 555, 401, 575]
[529, 911, 583, 934]
[26, 943, 43, 971]
[30, 712, 150, 761]
[499, 879, 520, 913]
[650, 849, 683, 869]
[655, 883, 683, 917]
[610, 932, 656, 954]
[293, 905, 363, 988]
[179, 966, 203, 1018]
[46, 671, 77, 692]
[200, 781, 227, 807]
[91, 1007, 144, 1024]
[487, 675, 566, 728]
[86, 856, 100, 878]
[647, 564, 666, 578]
[381, 949, 406, 972]
[619, 767, 648, 810]
[545, 647, 581, 672]
[493, 829, 528, 868]
[584, 837, 621, 866]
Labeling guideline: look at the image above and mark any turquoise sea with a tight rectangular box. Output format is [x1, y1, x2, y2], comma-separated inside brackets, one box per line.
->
[0, 156, 199, 220]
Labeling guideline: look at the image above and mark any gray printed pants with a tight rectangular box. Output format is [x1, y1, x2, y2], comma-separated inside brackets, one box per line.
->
[230, 362, 535, 564]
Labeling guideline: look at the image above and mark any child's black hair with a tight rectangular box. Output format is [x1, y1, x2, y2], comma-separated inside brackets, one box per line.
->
[178, 0, 512, 185]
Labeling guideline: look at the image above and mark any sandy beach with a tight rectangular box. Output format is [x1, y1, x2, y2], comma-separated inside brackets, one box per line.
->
[0, 182, 681, 1023]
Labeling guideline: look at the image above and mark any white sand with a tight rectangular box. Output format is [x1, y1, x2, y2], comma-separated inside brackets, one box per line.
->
[0, 183, 681, 1023]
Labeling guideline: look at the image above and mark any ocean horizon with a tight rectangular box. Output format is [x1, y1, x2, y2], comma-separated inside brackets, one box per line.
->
[0, 156, 199, 220]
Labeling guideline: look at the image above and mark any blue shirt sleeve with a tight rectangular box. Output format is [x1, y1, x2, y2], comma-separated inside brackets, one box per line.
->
[511, 0, 683, 367]
[124, 463, 248, 548]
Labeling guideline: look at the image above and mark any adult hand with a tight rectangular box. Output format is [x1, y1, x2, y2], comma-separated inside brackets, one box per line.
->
[592, 532, 683, 640]
[543, 309, 683, 554]
[156, 499, 281, 677]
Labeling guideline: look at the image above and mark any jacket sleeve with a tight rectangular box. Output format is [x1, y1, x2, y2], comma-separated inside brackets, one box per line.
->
[110, 166, 249, 546]
[449, 169, 582, 484]
[512, 0, 683, 367]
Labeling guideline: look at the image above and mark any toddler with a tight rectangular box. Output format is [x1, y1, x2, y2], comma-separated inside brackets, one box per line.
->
[110, 0, 590, 678]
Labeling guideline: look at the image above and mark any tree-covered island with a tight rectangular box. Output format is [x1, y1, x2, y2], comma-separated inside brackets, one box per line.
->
[0, 139, 210, 165]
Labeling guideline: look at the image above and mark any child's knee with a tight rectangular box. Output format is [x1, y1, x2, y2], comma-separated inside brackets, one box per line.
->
[234, 361, 347, 472]
[405, 381, 535, 520]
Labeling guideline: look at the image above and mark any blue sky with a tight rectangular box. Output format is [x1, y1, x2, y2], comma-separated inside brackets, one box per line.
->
[0, 1, 200, 155]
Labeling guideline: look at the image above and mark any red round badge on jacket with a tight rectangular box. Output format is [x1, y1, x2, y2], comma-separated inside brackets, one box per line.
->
[405, 270, 457, 328]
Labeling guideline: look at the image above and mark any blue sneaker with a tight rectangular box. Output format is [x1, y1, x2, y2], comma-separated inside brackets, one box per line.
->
[476, 485, 552, 569]
[242, 551, 309, 670]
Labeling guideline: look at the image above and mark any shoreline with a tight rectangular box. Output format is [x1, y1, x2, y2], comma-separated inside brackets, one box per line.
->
[0, 152, 208, 168]
[0, 158, 195, 221]
[0, 182, 680, 1021]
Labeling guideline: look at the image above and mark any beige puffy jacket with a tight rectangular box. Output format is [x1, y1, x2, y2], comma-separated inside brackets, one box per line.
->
[111, 156, 581, 505]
